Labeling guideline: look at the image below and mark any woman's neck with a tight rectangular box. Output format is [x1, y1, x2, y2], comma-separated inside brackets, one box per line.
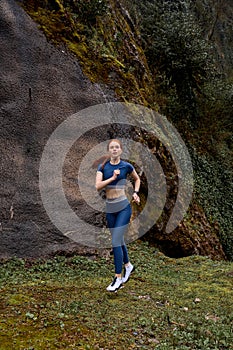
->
[110, 157, 121, 165]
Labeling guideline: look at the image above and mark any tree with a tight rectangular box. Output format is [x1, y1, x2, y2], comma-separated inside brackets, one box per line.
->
[132, 0, 216, 126]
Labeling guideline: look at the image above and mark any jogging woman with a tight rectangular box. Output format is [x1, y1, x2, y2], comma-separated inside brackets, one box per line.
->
[95, 139, 140, 292]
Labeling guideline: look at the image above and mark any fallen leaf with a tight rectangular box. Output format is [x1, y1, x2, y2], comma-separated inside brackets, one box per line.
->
[206, 330, 213, 336]
[194, 298, 201, 303]
[138, 295, 151, 300]
[155, 301, 165, 307]
[148, 338, 160, 344]
[170, 320, 186, 327]
[205, 314, 220, 322]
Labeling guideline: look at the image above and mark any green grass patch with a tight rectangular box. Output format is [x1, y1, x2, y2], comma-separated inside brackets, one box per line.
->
[0, 242, 232, 349]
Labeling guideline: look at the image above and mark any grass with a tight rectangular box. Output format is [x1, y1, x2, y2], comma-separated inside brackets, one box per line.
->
[0, 241, 232, 349]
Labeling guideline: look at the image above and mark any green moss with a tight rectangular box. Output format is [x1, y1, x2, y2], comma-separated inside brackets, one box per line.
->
[19, 0, 158, 107]
[0, 244, 232, 349]
[7, 293, 35, 306]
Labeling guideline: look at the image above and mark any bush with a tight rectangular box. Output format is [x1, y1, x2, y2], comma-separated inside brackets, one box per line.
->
[63, 0, 108, 25]
[190, 148, 233, 260]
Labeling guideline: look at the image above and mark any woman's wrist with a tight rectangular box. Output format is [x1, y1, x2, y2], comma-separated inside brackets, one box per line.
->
[132, 190, 140, 204]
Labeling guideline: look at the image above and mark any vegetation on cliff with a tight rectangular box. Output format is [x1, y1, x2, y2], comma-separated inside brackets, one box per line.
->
[129, 0, 233, 259]
[20, 0, 157, 107]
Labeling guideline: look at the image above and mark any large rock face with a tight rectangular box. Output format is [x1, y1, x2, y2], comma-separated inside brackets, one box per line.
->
[0, 0, 227, 261]
[0, 0, 111, 258]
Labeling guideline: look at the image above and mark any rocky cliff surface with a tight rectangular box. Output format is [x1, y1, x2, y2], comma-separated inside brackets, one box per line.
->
[0, 0, 228, 260]
[0, 0, 114, 258]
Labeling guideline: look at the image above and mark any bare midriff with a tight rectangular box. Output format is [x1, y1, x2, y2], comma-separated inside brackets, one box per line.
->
[106, 188, 125, 199]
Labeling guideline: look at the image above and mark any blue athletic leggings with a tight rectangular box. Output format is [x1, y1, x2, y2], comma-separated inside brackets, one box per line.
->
[106, 197, 132, 274]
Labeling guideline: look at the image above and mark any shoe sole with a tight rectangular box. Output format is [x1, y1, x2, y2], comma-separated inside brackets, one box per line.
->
[114, 284, 124, 293]
[106, 284, 124, 293]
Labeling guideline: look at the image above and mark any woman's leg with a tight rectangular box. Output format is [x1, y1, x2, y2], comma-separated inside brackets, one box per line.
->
[114, 204, 135, 283]
[111, 203, 132, 272]
[106, 212, 122, 275]
[121, 244, 129, 265]
[106, 203, 133, 291]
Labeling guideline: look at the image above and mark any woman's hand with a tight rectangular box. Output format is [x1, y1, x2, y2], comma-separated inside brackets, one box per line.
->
[112, 169, 120, 180]
[132, 192, 140, 205]
[95, 169, 120, 191]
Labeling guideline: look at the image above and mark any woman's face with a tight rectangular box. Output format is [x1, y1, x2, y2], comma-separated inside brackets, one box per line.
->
[108, 140, 122, 159]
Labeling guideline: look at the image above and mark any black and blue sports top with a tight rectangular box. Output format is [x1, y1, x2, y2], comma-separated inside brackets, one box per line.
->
[97, 160, 134, 189]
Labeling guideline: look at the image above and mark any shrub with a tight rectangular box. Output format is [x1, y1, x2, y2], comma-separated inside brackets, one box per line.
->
[63, 0, 108, 25]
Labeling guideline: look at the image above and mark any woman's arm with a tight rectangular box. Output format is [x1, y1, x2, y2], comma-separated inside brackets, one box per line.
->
[95, 170, 119, 191]
[131, 169, 140, 192]
[131, 169, 140, 204]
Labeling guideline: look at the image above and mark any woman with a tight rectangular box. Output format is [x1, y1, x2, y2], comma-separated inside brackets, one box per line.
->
[95, 139, 140, 292]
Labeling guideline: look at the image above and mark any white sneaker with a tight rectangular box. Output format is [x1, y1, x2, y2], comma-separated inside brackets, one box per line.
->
[122, 263, 135, 283]
[106, 277, 123, 292]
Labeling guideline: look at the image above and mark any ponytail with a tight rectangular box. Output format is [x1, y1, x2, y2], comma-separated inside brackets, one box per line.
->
[92, 155, 110, 170]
